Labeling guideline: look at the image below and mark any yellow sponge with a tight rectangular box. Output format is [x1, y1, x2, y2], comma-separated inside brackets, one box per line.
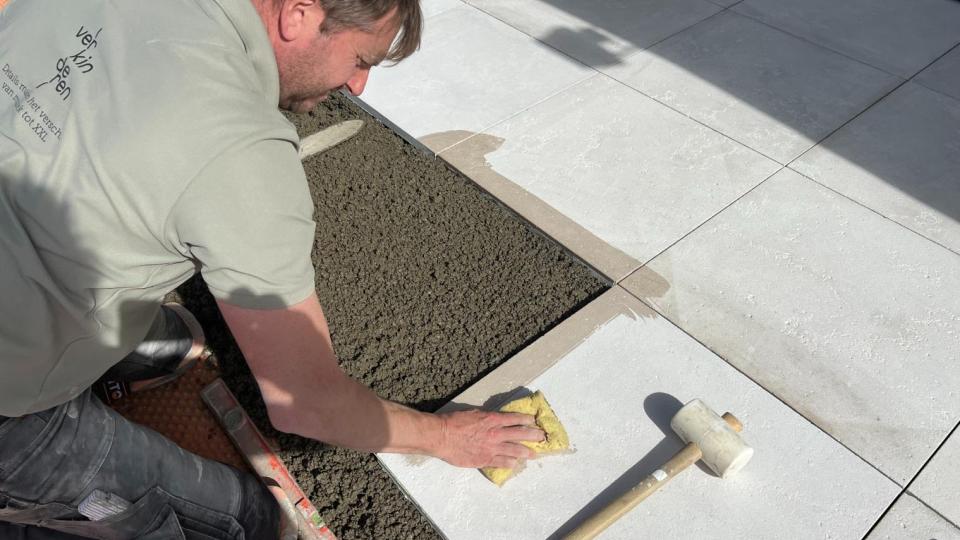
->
[481, 390, 569, 486]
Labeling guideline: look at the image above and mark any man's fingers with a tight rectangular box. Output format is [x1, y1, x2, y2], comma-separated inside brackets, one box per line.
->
[499, 425, 545, 443]
[487, 455, 521, 469]
[497, 441, 536, 460]
[495, 412, 537, 427]
[435, 409, 546, 469]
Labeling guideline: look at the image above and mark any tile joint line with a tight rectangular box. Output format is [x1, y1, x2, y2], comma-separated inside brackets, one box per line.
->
[619, 162, 786, 285]
[434, 71, 602, 157]
[862, 418, 960, 538]
[619, 286, 904, 492]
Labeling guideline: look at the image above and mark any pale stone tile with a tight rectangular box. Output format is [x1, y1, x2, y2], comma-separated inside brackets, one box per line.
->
[733, 0, 960, 78]
[867, 495, 960, 540]
[605, 11, 900, 163]
[379, 287, 898, 539]
[911, 429, 960, 526]
[624, 168, 960, 484]
[358, 5, 593, 150]
[463, 0, 721, 69]
[916, 45, 960, 101]
[438, 74, 780, 280]
[420, 0, 462, 19]
[792, 83, 960, 254]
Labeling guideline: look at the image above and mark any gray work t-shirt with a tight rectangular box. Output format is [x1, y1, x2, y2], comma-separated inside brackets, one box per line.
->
[0, 0, 316, 415]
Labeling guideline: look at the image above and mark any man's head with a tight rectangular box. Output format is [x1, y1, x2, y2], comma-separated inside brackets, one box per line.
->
[257, 0, 422, 112]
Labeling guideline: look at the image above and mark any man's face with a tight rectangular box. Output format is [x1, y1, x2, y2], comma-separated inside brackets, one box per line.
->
[274, 4, 399, 113]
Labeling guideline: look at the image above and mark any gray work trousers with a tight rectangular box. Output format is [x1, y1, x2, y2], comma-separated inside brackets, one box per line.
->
[0, 308, 280, 539]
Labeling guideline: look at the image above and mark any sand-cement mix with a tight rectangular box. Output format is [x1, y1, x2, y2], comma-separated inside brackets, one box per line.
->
[174, 94, 608, 539]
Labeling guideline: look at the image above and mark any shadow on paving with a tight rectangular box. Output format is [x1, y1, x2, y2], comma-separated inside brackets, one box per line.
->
[533, 0, 960, 229]
[174, 93, 609, 540]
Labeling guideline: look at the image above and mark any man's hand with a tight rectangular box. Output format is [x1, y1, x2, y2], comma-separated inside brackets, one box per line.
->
[433, 410, 545, 469]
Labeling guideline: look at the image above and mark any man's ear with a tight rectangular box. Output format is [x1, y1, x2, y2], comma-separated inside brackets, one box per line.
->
[277, 0, 326, 42]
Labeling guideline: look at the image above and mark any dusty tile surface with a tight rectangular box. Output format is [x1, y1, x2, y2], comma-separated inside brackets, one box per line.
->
[867, 495, 960, 540]
[358, 5, 592, 151]
[792, 83, 960, 253]
[910, 428, 960, 526]
[379, 287, 898, 539]
[625, 168, 960, 484]
[733, 0, 960, 78]
[605, 11, 901, 163]
[916, 45, 960, 101]
[464, 0, 721, 68]
[439, 74, 780, 279]
[420, 0, 462, 18]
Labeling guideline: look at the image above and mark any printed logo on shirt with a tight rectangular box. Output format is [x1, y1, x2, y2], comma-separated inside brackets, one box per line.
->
[36, 25, 102, 101]
[1, 24, 103, 144]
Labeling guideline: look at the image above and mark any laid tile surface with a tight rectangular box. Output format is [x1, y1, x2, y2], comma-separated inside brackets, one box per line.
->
[733, 0, 960, 78]
[359, 5, 593, 151]
[910, 427, 960, 526]
[867, 495, 960, 540]
[430, 126, 641, 282]
[792, 83, 960, 253]
[464, 0, 721, 69]
[605, 11, 901, 163]
[379, 287, 898, 539]
[439, 74, 780, 279]
[420, 0, 462, 19]
[916, 45, 960, 101]
[625, 168, 960, 484]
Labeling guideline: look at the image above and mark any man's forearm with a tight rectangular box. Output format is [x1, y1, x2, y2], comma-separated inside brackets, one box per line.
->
[218, 292, 544, 468]
[259, 362, 445, 454]
[217, 293, 446, 455]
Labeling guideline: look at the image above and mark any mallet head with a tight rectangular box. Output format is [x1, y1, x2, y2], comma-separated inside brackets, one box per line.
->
[669, 399, 754, 478]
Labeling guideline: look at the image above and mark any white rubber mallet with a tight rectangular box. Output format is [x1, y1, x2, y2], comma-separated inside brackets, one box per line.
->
[564, 399, 754, 540]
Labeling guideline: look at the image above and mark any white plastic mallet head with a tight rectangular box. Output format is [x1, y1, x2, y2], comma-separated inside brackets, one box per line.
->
[564, 398, 755, 540]
[670, 398, 754, 478]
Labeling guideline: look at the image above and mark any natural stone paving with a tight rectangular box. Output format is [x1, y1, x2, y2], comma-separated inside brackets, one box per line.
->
[360, 0, 960, 537]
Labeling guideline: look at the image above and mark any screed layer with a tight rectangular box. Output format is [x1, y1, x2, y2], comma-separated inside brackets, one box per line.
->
[176, 93, 607, 539]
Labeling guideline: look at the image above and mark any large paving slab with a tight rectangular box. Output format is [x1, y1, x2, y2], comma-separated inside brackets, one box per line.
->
[623, 168, 960, 485]
[359, 4, 593, 152]
[438, 74, 780, 280]
[604, 11, 901, 163]
[379, 287, 898, 539]
[420, 0, 462, 19]
[910, 427, 960, 526]
[916, 45, 960, 101]
[867, 495, 960, 540]
[463, 0, 721, 69]
[732, 0, 960, 79]
[792, 83, 960, 254]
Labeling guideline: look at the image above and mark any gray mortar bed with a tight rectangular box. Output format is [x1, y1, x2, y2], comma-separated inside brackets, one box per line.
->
[174, 94, 608, 539]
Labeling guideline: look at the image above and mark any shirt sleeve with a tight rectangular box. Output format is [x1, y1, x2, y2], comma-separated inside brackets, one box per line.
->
[170, 139, 316, 309]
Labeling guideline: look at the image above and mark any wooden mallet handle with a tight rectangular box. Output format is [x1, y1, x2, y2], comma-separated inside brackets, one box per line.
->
[562, 413, 741, 540]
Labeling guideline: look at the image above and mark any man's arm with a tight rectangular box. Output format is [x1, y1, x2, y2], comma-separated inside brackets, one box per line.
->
[216, 292, 544, 469]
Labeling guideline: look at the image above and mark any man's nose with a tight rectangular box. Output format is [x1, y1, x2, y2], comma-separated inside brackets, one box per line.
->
[345, 69, 370, 96]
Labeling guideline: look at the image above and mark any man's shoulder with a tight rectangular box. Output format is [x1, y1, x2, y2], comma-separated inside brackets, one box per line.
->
[92, 0, 298, 184]
[3, 0, 288, 145]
